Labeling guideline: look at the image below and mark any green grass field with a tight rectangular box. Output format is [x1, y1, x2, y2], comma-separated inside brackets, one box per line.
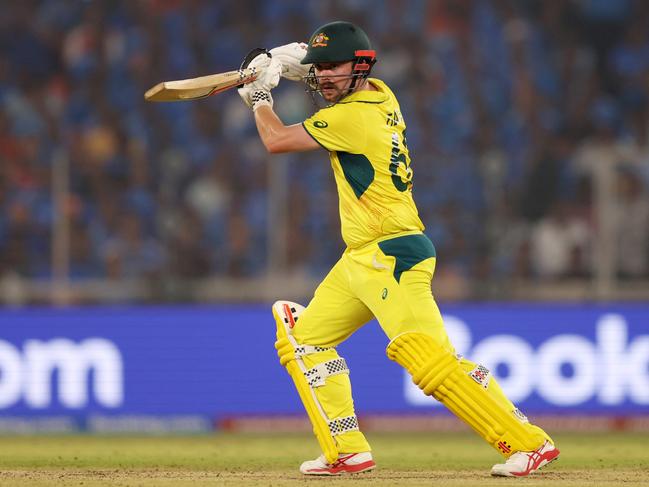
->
[0, 432, 646, 486]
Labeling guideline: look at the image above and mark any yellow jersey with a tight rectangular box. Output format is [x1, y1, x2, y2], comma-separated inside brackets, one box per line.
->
[302, 78, 424, 249]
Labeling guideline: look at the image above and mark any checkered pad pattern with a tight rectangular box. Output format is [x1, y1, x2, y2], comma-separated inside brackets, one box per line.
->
[324, 358, 348, 375]
[294, 345, 331, 358]
[304, 358, 349, 387]
[328, 415, 359, 436]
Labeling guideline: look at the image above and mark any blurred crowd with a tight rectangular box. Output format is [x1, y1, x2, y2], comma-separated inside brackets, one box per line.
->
[1, 0, 649, 299]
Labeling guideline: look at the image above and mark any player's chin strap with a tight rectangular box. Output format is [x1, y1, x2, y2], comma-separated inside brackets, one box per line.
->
[304, 49, 377, 107]
[272, 300, 358, 464]
[347, 49, 376, 92]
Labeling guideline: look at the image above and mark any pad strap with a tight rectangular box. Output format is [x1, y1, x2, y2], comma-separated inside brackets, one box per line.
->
[305, 358, 349, 387]
[272, 300, 341, 463]
[328, 415, 359, 436]
[294, 344, 331, 358]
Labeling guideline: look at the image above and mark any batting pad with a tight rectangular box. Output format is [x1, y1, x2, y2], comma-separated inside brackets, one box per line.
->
[273, 300, 358, 464]
[387, 332, 548, 457]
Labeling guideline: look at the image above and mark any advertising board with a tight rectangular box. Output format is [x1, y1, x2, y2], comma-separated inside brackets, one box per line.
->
[0, 305, 647, 431]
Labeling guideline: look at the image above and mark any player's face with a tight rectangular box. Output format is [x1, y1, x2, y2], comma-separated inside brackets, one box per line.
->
[314, 61, 354, 102]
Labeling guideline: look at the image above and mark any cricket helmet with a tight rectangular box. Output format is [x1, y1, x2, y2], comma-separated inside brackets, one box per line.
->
[302, 21, 375, 65]
[301, 21, 377, 102]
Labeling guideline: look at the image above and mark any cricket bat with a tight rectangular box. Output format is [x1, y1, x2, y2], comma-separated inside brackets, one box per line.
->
[144, 67, 262, 102]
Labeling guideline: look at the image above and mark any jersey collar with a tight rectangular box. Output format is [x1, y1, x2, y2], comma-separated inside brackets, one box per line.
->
[338, 78, 389, 104]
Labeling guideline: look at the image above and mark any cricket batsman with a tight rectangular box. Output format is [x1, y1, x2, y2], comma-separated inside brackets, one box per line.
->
[237, 21, 560, 477]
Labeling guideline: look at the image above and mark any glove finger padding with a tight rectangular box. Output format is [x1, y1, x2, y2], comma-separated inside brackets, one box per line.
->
[270, 42, 312, 81]
[248, 53, 272, 71]
[238, 56, 280, 110]
[249, 57, 282, 91]
[239, 48, 270, 89]
[240, 47, 270, 70]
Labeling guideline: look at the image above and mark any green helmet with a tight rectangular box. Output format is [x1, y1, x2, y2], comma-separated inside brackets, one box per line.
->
[301, 21, 375, 65]
[301, 21, 377, 103]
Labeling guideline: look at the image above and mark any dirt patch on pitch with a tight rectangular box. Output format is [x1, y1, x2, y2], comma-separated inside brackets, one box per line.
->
[1, 468, 648, 486]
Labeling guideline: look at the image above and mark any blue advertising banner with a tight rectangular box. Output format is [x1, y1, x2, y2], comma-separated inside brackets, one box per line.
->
[0, 304, 647, 430]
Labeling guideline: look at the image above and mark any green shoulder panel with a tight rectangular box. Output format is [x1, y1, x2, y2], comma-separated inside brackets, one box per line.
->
[337, 151, 375, 199]
[378, 234, 436, 283]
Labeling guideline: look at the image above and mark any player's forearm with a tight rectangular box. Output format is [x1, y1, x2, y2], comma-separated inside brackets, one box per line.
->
[254, 105, 288, 153]
[253, 105, 320, 153]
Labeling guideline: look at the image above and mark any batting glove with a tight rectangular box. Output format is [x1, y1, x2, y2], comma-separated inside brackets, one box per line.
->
[270, 42, 311, 81]
[247, 55, 282, 91]
[238, 86, 273, 111]
[238, 50, 281, 110]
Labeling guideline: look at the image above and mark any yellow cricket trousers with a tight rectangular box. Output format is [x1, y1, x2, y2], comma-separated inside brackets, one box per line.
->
[292, 231, 449, 452]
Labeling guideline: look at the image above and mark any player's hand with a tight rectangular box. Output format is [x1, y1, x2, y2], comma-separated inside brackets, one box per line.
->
[238, 59, 280, 111]
[270, 42, 311, 81]
[249, 56, 282, 91]
[238, 85, 273, 111]
[240, 48, 282, 91]
[238, 49, 281, 111]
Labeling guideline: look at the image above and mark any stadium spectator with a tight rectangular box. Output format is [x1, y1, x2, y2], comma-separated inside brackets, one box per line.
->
[0, 0, 647, 301]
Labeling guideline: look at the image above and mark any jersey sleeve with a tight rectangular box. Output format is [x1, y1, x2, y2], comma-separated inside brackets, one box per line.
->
[302, 104, 366, 153]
